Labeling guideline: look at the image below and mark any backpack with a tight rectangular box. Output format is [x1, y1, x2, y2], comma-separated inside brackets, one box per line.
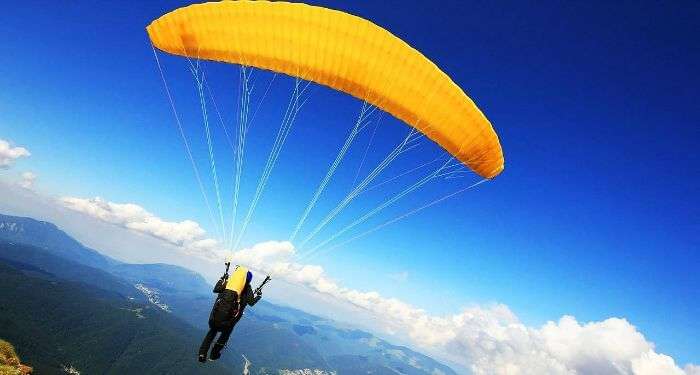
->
[209, 289, 240, 329]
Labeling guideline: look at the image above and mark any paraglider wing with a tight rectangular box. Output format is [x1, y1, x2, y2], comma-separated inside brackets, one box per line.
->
[147, 1, 504, 179]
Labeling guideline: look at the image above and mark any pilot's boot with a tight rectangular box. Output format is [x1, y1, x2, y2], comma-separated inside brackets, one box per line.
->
[210, 343, 225, 360]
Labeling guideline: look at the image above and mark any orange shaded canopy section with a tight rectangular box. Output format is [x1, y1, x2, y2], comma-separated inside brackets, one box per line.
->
[147, 1, 504, 178]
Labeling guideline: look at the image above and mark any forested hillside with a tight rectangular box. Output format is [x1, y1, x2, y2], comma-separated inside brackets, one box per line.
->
[0, 260, 232, 374]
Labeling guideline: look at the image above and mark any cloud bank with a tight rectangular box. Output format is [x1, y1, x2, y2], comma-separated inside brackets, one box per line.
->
[20, 172, 36, 190]
[58, 196, 696, 374]
[0, 139, 30, 169]
[60, 196, 222, 258]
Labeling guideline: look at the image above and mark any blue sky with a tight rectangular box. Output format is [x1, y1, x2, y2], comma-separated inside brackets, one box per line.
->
[1, 0, 698, 366]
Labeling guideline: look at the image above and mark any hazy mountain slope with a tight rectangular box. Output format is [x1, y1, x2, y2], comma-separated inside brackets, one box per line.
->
[0, 214, 215, 326]
[110, 263, 210, 294]
[0, 214, 115, 270]
[223, 315, 329, 372]
[110, 262, 214, 328]
[244, 303, 458, 375]
[0, 241, 145, 303]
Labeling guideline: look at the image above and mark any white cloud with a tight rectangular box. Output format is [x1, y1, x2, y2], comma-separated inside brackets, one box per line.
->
[59, 196, 223, 257]
[685, 365, 700, 375]
[631, 350, 686, 375]
[20, 172, 37, 190]
[0, 139, 30, 169]
[50, 195, 698, 374]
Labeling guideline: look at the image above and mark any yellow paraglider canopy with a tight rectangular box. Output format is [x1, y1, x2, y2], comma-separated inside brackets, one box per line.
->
[147, 0, 504, 179]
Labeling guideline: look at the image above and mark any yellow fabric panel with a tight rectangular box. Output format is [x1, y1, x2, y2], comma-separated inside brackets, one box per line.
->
[225, 266, 248, 294]
[147, 1, 504, 179]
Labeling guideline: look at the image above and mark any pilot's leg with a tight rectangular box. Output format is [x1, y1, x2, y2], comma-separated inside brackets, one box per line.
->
[210, 324, 235, 360]
[199, 326, 218, 361]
